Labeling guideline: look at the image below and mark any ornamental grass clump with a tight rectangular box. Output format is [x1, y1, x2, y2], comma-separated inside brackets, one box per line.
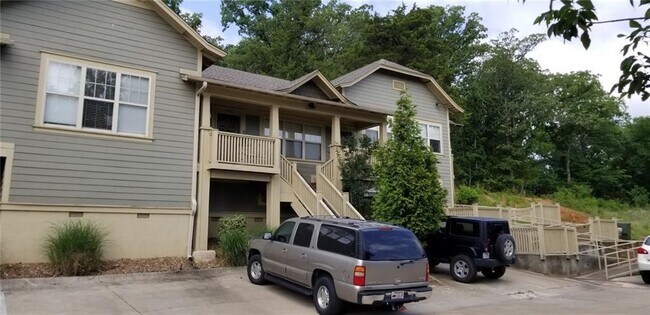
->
[218, 215, 248, 266]
[44, 221, 107, 276]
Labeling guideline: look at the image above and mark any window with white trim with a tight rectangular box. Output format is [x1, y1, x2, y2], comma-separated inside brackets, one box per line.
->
[39, 55, 154, 137]
[419, 122, 442, 154]
[264, 120, 323, 161]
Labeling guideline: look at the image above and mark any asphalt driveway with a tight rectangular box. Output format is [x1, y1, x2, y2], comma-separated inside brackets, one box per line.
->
[1, 264, 648, 314]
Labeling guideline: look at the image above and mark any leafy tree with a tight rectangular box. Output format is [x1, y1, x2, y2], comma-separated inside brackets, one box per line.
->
[355, 4, 488, 89]
[453, 31, 551, 192]
[372, 92, 446, 239]
[219, 1, 488, 87]
[220, 0, 371, 79]
[524, 0, 650, 100]
[545, 71, 627, 198]
[339, 135, 375, 217]
[621, 117, 650, 194]
[163, 0, 224, 48]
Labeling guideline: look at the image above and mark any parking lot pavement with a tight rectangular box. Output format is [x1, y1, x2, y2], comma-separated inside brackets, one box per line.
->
[1, 265, 648, 315]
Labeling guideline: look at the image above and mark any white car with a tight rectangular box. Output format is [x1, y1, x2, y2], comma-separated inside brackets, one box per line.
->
[639, 236, 650, 284]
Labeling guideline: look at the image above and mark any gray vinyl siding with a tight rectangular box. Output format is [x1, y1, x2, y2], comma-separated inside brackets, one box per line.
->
[343, 71, 455, 203]
[0, 1, 198, 208]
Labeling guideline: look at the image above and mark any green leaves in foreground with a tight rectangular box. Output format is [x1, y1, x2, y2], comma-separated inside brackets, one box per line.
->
[371, 92, 446, 239]
[44, 221, 107, 276]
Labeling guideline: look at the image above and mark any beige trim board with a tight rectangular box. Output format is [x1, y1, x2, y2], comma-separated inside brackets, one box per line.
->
[0, 143, 15, 203]
[33, 126, 155, 143]
[0, 33, 14, 45]
[0, 203, 191, 215]
[211, 170, 273, 182]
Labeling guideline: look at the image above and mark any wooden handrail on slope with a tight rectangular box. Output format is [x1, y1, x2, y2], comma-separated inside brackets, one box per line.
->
[280, 156, 334, 217]
[317, 159, 364, 220]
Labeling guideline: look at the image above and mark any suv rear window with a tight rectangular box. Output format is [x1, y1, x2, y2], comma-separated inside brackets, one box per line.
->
[317, 224, 357, 257]
[362, 229, 425, 261]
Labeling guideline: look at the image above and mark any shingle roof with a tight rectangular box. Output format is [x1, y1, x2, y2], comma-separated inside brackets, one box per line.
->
[331, 59, 428, 87]
[202, 66, 292, 91]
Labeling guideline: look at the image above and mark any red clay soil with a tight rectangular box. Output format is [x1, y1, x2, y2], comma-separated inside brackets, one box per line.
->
[536, 198, 589, 224]
[0, 257, 222, 279]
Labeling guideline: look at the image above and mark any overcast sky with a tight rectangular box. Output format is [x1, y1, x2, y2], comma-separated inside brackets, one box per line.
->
[183, 0, 649, 117]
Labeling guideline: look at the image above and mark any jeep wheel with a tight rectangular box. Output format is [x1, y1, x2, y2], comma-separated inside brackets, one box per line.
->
[495, 234, 516, 262]
[450, 255, 477, 283]
[313, 276, 343, 315]
[481, 266, 506, 279]
[247, 254, 268, 285]
[642, 271, 650, 284]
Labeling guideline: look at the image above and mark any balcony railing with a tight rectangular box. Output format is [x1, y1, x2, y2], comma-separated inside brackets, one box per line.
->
[210, 130, 280, 173]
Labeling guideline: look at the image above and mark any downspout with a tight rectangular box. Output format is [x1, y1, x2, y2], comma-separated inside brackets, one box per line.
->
[187, 81, 208, 259]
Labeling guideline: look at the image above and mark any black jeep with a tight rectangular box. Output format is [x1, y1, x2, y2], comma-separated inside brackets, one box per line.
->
[425, 217, 516, 283]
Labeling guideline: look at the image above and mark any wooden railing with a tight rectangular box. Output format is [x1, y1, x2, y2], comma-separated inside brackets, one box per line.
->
[511, 226, 540, 254]
[281, 156, 332, 217]
[589, 217, 619, 241]
[212, 130, 277, 170]
[316, 165, 364, 220]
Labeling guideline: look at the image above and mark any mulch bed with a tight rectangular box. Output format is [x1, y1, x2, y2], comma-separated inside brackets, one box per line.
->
[0, 256, 223, 279]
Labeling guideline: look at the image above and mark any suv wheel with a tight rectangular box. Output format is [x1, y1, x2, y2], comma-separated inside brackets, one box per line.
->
[450, 255, 477, 283]
[313, 276, 343, 315]
[494, 234, 516, 262]
[481, 266, 506, 279]
[642, 271, 650, 284]
[247, 254, 268, 285]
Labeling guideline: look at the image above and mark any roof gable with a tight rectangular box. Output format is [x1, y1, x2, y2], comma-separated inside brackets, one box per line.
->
[333, 59, 463, 113]
[118, 0, 226, 60]
[279, 70, 347, 102]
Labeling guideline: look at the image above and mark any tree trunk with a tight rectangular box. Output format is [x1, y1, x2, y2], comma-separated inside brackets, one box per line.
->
[566, 146, 571, 184]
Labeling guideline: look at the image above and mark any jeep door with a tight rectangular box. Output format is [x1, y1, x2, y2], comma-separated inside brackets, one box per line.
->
[427, 219, 451, 260]
[285, 222, 316, 286]
[449, 219, 480, 257]
[264, 221, 296, 276]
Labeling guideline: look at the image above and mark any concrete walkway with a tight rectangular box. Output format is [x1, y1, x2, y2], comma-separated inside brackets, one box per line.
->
[1, 265, 648, 314]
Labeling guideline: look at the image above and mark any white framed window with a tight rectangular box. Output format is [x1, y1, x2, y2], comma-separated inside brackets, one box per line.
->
[264, 120, 323, 161]
[36, 54, 155, 138]
[419, 122, 442, 154]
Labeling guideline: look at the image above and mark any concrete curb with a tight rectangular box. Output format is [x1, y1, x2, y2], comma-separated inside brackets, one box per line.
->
[0, 267, 243, 291]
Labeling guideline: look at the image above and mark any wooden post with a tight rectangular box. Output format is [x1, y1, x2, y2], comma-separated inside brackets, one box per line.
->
[195, 93, 212, 251]
[266, 104, 281, 228]
[498, 204, 503, 219]
[538, 225, 546, 260]
[472, 203, 479, 217]
[329, 115, 342, 190]
[564, 226, 570, 256]
[379, 122, 388, 144]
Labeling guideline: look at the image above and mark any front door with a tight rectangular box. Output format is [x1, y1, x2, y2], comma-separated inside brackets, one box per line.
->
[263, 221, 295, 276]
[286, 222, 315, 286]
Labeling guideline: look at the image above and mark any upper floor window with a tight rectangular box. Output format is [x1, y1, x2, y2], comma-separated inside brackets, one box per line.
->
[419, 122, 442, 154]
[38, 54, 155, 138]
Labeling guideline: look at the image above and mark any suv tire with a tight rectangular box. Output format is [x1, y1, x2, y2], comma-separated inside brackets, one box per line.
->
[313, 276, 343, 315]
[247, 254, 268, 285]
[642, 271, 650, 284]
[450, 255, 477, 283]
[481, 266, 506, 279]
[494, 234, 516, 262]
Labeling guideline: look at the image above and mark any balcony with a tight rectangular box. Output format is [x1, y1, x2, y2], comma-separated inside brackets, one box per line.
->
[209, 130, 280, 174]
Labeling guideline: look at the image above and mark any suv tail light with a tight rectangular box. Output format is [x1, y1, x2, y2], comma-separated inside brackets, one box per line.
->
[353, 266, 366, 286]
[483, 238, 491, 252]
[425, 263, 429, 282]
[638, 247, 649, 255]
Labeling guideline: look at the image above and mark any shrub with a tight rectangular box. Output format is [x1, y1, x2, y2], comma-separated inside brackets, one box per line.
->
[248, 225, 275, 239]
[456, 185, 480, 205]
[43, 221, 107, 276]
[629, 186, 649, 207]
[218, 215, 248, 266]
[220, 229, 248, 266]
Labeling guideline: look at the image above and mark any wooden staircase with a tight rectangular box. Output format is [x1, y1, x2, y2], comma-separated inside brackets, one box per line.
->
[279, 156, 364, 220]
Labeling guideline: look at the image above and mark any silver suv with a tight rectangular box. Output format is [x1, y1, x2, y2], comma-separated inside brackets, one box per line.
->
[247, 217, 432, 315]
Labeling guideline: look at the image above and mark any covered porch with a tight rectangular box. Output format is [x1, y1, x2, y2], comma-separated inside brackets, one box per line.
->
[191, 75, 389, 251]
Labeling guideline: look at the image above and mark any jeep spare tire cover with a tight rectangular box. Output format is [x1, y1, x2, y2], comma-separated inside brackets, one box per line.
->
[495, 234, 516, 262]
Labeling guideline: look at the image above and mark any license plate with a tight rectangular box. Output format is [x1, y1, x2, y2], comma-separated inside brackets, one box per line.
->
[483, 252, 490, 259]
[390, 291, 404, 300]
